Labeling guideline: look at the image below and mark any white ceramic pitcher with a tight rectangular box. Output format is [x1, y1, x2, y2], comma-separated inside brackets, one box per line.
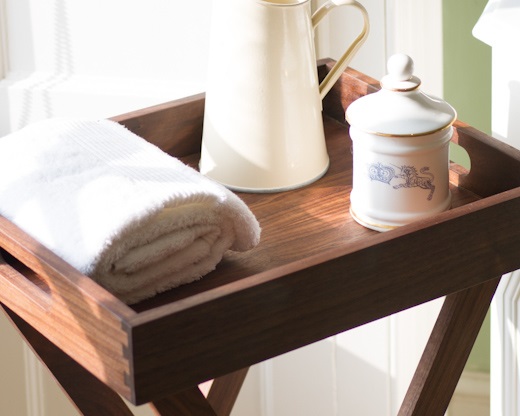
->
[200, 0, 369, 192]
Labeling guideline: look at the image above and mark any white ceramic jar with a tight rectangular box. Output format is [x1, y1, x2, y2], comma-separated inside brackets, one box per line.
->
[346, 54, 457, 232]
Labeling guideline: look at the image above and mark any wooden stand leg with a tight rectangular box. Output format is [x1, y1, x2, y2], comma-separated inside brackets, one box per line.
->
[150, 387, 218, 416]
[150, 368, 249, 416]
[2, 300, 249, 416]
[205, 368, 249, 416]
[398, 277, 500, 416]
[1, 304, 134, 416]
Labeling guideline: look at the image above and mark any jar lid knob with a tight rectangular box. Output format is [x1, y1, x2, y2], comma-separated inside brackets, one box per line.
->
[388, 53, 414, 80]
[381, 53, 421, 91]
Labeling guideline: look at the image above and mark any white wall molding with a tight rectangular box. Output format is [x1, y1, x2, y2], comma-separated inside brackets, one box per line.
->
[23, 347, 46, 416]
[260, 361, 275, 416]
[385, 0, 443, 96]
[491, 271, 520, 416]
[0, 0, 8, 79]
[315, 0, 443, 92]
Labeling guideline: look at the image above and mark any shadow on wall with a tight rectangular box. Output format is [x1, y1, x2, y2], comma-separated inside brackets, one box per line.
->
[1, 0, 74, 133]
[263, 329, 395, 416]
[0, 0, 32, 135]
[0, 0, 32, 134]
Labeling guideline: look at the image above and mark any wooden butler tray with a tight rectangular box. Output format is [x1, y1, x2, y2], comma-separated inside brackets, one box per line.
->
[2, 60, 520, 415]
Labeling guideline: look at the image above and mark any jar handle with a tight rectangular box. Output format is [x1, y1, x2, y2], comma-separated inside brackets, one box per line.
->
[312, 0, 370, 100]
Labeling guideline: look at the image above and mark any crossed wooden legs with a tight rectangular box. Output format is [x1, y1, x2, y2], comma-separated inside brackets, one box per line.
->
[2, 305, 135, 415]
[150, 369, 249, 416]
[1, 277, 500, 416]
[1, 304, 248, 416]
[399, 277, 500, 416]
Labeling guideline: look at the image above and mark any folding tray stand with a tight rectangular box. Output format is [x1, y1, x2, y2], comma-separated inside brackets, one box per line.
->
[2, 61, 520, 415]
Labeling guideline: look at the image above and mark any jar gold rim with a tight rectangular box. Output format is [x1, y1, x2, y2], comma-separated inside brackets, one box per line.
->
[349, 208, 399, 231]
[345, 118, 457, 138]
[380, 80, 422, 93]
[257, 0, 308, 6]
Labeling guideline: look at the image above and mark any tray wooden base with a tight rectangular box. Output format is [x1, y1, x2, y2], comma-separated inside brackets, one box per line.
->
[2, 60, 520, 414]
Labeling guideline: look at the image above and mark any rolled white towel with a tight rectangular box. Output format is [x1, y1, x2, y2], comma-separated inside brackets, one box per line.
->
[0, 118, 260, 304]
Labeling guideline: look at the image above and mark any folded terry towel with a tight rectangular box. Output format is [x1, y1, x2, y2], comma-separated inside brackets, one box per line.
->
[0, 118, 260, 304]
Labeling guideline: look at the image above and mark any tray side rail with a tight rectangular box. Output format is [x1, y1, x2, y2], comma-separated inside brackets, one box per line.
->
[111, 92, 205, 159]
[126, 186, 520, 404]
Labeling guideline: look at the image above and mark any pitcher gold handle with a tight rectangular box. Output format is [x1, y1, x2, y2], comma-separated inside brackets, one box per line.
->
[312, 0, 370, 100]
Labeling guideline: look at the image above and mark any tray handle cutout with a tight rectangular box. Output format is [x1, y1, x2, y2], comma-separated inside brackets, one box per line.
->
[0, 251, 52, 311]
[451, 122, 520, 197]
[449, 141, 471, 173]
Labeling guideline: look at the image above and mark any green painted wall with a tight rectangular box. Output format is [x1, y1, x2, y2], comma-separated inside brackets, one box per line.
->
[443, 0, 491, 134]
[443, 0, 492, 373]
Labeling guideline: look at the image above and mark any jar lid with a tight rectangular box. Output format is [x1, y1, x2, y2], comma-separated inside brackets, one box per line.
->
[345, 54, 457, 136]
